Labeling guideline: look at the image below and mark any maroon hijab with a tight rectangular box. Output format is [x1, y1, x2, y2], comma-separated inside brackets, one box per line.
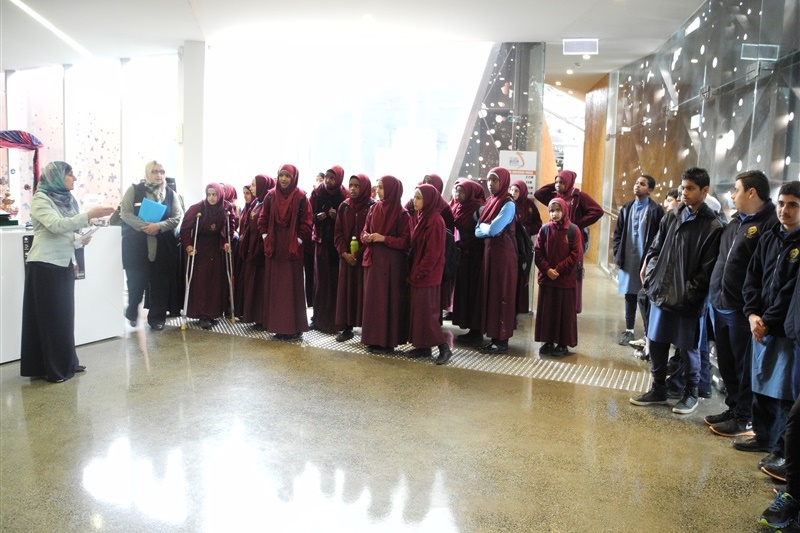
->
[548, 197, 572, 229]
[556, 170, 578, 198]
[265, 164, 304, 257]
[254, 174, 274, 203]
[343, 174, 372, 213]
[412, 184, 442, 248]
[326, 165, 346, 194]
[452, 178, 485, 228]
[200, 182, 228, 230]
[370, 175, 404, 235]
[478, 167, 512, 223]
[423, 173, 444, 194]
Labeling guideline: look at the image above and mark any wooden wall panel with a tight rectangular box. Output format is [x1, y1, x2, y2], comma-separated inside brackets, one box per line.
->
[581, 76, 609, 263]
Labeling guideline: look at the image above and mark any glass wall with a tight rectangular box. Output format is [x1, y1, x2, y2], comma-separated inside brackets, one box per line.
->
[600, 0, 800, 272]
[203, 40, 493, 200]
[2, 56, 179, 223]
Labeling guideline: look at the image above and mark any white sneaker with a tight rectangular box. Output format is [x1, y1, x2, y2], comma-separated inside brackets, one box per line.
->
[629, 337, 646, 349]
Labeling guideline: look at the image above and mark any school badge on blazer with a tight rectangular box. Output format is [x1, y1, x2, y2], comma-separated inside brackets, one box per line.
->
[210, 223, 217, 231]
[746, 226, 758, 238]
[789, 248, 799, 263]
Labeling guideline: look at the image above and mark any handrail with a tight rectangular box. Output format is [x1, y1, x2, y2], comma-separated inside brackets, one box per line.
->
[603, 209, 618, 220]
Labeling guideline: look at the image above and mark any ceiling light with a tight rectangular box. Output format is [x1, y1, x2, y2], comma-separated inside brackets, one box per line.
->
[582, 54, 591, 60]
[562, 39, 598, 55]
[566, 69, 574, 75]
[8, 0, 92, 57]
[555, 81, 562, 86]
[690, 58, 699, 63]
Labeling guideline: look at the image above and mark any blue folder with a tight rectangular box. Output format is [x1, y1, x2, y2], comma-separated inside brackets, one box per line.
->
[138, 197, 167, 223]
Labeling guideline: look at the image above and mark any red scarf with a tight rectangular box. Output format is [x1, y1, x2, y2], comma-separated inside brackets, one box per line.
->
[412, 184, 441, 249]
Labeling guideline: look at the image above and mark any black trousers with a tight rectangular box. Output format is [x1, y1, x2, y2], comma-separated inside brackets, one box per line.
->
[20, 261, 80, 381]
[125, 261, 172, 325]
[752, 392, 793, 456]
[711, 307, 753, 420]
[786, 395, 799, 496]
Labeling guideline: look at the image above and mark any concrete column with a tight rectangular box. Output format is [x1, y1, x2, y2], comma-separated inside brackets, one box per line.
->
[177, 41, 206, 204]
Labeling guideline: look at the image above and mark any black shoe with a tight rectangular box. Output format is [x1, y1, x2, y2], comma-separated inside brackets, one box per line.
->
[150, 322, 165, 331]
[45, 377, 67, 383]
[435, 344, 452, 365]
[704, 410, 734, 426]
[125, 310, 137, 327]
[760, 453, 784, 469]
[732, 435, 770, 453]
[407, 347, 432, 359]
[709, 418, 753, 437]
[539, 342, 556, 355]
[618, 331, 635, 345]
[442, 311, 453, 321]
[199, 319, 213, 329]
[760, 491, 800, 529]
[309, 319, 317, 330]
[75, 365, 86, 373]
[367, 345, 391, 354]
[761, 460, 788, 483]
[630, 385, 668, 406]
[285, 332, 302, 340]
[335, 329, 354, 342]
[550, 344, 570, 357]
[482, 340, 508, 354]
[672, 389, 699, 414]
[699, 388, 712, 399]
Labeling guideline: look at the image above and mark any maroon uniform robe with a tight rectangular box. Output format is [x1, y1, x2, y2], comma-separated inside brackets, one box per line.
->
[257, 165, 313, 335]
[477, 167, 518, 342]
[180, 184, 235, 320]
[534, 198, 582, 347]
[408, 185, 446, 348]
[310, 165, 348, 333]
[334, 174, 374, 329]
[451, 179, 485, 332]
[511, 179, 543, 314]
[239, 175, 274, 324]
[361, 176, 411, 349]
[534, 170, 602, 313]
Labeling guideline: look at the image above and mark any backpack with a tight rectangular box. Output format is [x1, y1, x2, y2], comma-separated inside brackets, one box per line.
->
[442, 229, 460, 282]
[514, 219, 534, 278]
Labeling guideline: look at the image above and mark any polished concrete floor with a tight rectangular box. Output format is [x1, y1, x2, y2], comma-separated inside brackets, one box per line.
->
[0, 266, 781, 532]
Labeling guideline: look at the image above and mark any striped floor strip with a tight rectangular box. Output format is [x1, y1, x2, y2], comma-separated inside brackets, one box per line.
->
[167, 318, 652, 393]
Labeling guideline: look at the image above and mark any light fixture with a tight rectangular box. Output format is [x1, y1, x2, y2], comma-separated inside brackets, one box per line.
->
[582, 54, 591, 60]
[8, 0, 92, 57]
[555, 81, 562, 86]
[566, 69, 574, 75]
[562, 39, 598, 55]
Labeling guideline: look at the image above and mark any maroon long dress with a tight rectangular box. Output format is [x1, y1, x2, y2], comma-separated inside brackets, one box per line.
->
[310, 165, 348, 333]
[533, 170, 602, 313]
[404, 174, 455, 311]
[451, 179, 486, 333]
[180, 183, 236, 321]
[408, 185, 446, 349]
[233, 185, 254, 316]
[511, 179, 543, 314]
[534, 198, 582, 347]
[334, 174, 374, 330]
[240, 175, 274, 324]
[361, 176, 411, 350]
[257, 165, 313, 336]
[477, 167, 518, 343]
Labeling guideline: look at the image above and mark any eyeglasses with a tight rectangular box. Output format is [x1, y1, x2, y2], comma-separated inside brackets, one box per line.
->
[151, 169, 166, 174]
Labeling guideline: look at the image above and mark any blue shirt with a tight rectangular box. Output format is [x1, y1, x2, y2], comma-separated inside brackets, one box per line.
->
[475, 201, 515, 238]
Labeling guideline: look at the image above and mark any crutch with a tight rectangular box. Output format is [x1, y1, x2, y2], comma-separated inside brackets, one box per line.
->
[224, 208, 236, 324]
[182, 212, 202, 330]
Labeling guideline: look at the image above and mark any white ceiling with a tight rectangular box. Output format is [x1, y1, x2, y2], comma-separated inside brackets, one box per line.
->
[0, 0, 703, 96]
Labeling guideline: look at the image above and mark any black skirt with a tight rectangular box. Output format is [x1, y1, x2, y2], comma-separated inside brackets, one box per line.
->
[20, 261, 80, 381]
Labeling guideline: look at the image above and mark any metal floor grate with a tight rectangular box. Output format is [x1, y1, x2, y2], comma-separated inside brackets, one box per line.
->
[166, 318, 652, 393]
